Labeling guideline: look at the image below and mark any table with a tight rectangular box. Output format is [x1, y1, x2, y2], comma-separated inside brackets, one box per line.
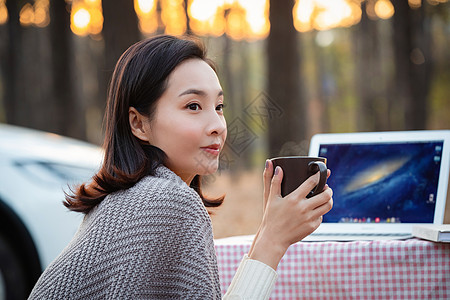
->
[215, 236, 450, 299]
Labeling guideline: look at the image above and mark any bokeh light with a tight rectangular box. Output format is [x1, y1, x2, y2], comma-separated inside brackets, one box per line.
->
[73, 8, 90, 30]
[293, 0, 362, 32]
[409, 0, 422, 8]
[134, 0, 158, 34]
[190, 0, 220, 21]
[0, 0, 7, 25]
[188, 0, 226, 37]
[70, 0, 103, 37]
[161, 0, 187, 35]
[19, 3, 35, 26]
[3, 0, 447, 40]
[18, 0, 50, 27]
[187, 0, 269, 40]
[34, 0, 50, 27]
[234, 0, 270, 39]
[136, 0, 155, 14]
[374, 0, 394, 19]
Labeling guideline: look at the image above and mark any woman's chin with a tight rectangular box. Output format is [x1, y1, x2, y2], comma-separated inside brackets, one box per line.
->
[197, 164, 219, 176]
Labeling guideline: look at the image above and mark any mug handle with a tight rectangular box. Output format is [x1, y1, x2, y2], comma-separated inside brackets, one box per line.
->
[307, 161, 327, 198]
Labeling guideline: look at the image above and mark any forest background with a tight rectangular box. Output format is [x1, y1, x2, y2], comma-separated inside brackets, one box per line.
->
[0, 0, 449, 238]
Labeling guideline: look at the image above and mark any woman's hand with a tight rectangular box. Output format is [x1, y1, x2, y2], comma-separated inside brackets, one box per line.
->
[248, 160, 333, 270]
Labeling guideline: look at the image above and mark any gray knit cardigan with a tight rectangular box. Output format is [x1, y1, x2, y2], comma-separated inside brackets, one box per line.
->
[29, 165, 221, 299]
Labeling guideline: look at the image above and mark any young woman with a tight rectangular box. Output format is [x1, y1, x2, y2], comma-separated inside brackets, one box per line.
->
[29, 35, 333, 299]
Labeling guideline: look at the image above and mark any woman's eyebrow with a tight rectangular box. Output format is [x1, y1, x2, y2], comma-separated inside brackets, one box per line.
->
[178, 89, 223, 97]
[178, 89, 205, 97]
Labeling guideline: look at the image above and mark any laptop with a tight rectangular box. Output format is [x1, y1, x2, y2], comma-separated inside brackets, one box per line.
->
[305, 130, 450, 241]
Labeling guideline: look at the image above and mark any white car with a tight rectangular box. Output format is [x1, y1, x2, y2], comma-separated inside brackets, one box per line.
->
[0, 124, 102, 299]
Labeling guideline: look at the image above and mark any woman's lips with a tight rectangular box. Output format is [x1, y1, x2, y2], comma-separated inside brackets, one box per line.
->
[201, 144, 221, 156]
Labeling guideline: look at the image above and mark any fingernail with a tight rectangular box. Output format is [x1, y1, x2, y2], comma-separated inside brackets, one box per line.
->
[274, 166, 280, 176]
[265, 160, 269, 169]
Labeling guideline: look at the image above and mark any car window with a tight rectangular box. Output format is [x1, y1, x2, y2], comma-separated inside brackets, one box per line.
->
[15, 160, 96, 187]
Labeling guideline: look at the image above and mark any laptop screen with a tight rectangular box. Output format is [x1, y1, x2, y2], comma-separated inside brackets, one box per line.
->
[319, 141, 444, 224]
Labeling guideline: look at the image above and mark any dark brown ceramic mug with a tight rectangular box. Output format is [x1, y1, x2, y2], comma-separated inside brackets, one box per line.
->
[271, 156, 328, 198]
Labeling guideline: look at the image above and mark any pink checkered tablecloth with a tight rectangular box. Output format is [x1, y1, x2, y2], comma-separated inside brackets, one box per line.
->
[215, 236, 450, 299]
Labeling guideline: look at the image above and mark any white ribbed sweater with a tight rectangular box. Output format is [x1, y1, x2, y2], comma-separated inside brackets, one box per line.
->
[29, 165, 276, 299]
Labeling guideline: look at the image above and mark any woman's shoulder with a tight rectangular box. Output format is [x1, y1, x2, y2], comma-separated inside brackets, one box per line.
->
[81, 166, 212, 244]
[101, 165, 206, 219]
[138, 165, 200, 202]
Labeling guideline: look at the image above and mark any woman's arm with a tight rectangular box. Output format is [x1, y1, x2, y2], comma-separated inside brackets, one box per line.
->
[223, 255, 277, 299]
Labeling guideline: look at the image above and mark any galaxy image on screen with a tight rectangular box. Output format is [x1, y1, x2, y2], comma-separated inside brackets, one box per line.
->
[319, 141, 443, 223]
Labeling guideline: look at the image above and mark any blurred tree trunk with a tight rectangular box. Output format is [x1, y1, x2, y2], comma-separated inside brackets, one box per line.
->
[2, 0, 21, 125]
[220, 37, 253, 171]
[311, 32, 330, 134]
[353, 2, 386, 131]
[184, 0, 191, 34]
[100, 1, 140, 107]
[234, 40, 251, 168]
[3, 1, 52, 134]
[222, 35, 236, 121]
[392, 0, 432, 130]
[49, 0, 85, 139]
[267, 0, 306, 157]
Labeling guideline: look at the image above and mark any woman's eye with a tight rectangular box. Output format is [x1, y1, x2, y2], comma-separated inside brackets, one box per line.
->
[216, 104, 225, 112]
[187, 103, 201, 111]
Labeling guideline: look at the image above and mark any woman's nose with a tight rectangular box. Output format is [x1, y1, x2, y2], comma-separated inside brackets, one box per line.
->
[208, 111, 227, 136]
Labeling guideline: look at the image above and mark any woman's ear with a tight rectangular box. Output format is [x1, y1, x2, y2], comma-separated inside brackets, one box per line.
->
[129, 107, 151, 142]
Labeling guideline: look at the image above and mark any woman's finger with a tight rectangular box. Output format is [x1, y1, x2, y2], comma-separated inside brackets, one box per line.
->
[309, 187, 334, 215]
[268, 166, 283, 200]
[290, 171, 321, 199]
[263, 160, 274, 210]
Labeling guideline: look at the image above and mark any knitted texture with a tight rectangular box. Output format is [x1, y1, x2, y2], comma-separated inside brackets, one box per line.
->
[29, 165, 221, 299]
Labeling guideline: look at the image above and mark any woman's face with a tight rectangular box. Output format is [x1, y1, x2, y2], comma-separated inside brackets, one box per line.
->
[146, 58, 227, 183]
